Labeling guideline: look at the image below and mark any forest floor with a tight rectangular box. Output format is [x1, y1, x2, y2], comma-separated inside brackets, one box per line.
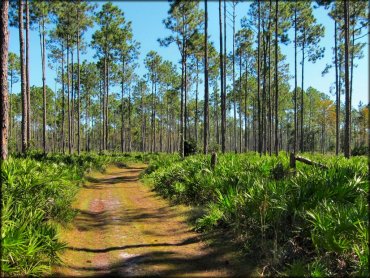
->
[52, 164, 257, 277]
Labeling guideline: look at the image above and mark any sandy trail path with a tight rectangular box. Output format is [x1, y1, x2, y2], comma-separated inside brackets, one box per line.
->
[52, 164, 255, 277]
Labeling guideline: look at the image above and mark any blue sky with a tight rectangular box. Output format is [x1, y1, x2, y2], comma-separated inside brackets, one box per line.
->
[8, 1, 368, 108]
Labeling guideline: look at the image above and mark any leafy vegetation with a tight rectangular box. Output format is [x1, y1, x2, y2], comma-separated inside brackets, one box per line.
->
[1, 151, 152, 276]
[145, 152, 368, 276]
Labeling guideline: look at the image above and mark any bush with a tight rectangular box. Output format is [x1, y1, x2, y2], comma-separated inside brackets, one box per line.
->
[184, 139, 198, 156]
[352, 145, 368, 156]
[144, 152, 369, 276]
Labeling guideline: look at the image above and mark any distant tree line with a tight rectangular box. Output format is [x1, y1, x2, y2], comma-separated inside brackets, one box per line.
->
[0, 0, 368, 160]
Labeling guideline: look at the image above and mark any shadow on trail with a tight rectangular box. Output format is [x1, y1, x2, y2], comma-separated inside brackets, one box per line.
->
[58, 248, 244, 277]
[66, 236, 201, 253]
[55, 166, 256, 277]
[73, 205, 185, 232]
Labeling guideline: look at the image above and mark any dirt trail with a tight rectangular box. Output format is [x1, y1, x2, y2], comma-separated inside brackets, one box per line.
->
[52, 164, 256, 277]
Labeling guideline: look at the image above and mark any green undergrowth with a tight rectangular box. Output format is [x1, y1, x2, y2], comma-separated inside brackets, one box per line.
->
[1, 151, 156, 277]
[144, 152, 368, 277]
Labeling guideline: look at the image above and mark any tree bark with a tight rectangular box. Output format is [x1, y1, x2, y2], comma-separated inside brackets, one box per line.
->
[42, 16, 47, 154]
[19, 0, 27, 154]
[300, 34, 305, 153]
[232, 1, 237, 153]
[121, 57, 125, 153]
[195, 59, 199, 144]
[274, 0, 279, 155]
[77, 24, 81, 155]
[257, 1, 262, 155]
[294, 1, 298, 155]
[0, 0, 9, 160]
[343, 0, 350, 158]
[67, 39, 71, 154]
[26, 0, 30, 146]
[61, 42, 65, 154]
[334, 18, 339, 155]
[203, 0, 209, 155]
[219, 0, 225, 153]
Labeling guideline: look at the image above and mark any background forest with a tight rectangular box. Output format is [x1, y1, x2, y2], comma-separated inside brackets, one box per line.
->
[3, 0, 368, 157]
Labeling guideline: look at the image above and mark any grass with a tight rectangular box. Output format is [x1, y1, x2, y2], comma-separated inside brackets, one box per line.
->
[144, 152, 368, 277]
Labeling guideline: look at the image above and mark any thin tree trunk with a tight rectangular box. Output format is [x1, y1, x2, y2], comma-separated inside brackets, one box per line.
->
[218, 0, 223, 151]
[61, 43, 65, 154]
[274, 0, 279, 155]
[77, 25, 81, 155]
[0, 0, 9, 160]
[67, 39, 71, 154]
[121, 57, 125, 153]
[232, 1, 237, 153]
[294, 1, 298, 155]
[71, 47, 75, 152]
[128, 87, 132, 152]
[195, 59, 199, 143]
[223, 0, 227, 152]
[26, 0, 30, 147]
[19, 0, 27, 154]
[257, 1, 262, 155]
[203, 0, 209, 154]
[179, 21, 185, 157]
[220, 0, 226, 153]
[334, 17, 339, 155]
[42, 17, 47, 154]
[300, 35, 305, 152]
[343, 0, 350, 158]
[244, 52, 248, 152]
[154, 75, 157, 152]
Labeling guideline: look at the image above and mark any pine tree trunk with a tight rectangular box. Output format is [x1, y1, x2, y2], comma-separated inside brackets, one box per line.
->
[195, 59, 199, 144]
[300, 36, 305, 152]
[343, 0, 350, 158]
[257, 1, 262, 155]
[179, 22, 185, 157]
[61, 43, 65, 154]
[19, 0, 27, 154]
[121, 57, 125, 153]
[334, 19, 340, 155]
[77, 26, 81, 155]
[67, 40, 71, 154]
[203, 0, 209, 155]
[274, 0, 279, 155]
[154, 75, 157, 152]
[0, 0, 9, 160]
[294, 2, 298, 155]
[42, 17, 47, 154]
[219, 0, 225, 153]
[244, 52, 248, 152]
[223, 0, 227, 152]
[238, 49, 242, 153]
[71, 48, 75, 153]
[128, 87, 132, 152]
[232, 1, 237, 153]
[25, 0, 30, 147]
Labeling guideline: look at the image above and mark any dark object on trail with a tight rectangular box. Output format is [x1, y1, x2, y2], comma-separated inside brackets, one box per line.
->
[289, 153, 328, 170]
[184, 139, 197, 156]
[211, 152, 217, 170]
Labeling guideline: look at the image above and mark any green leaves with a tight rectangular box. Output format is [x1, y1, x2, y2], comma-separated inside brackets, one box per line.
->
[146, 152, 368, 276]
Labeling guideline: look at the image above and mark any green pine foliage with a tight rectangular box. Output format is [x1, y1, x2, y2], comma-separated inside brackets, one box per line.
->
[145, 152, 368, 276]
